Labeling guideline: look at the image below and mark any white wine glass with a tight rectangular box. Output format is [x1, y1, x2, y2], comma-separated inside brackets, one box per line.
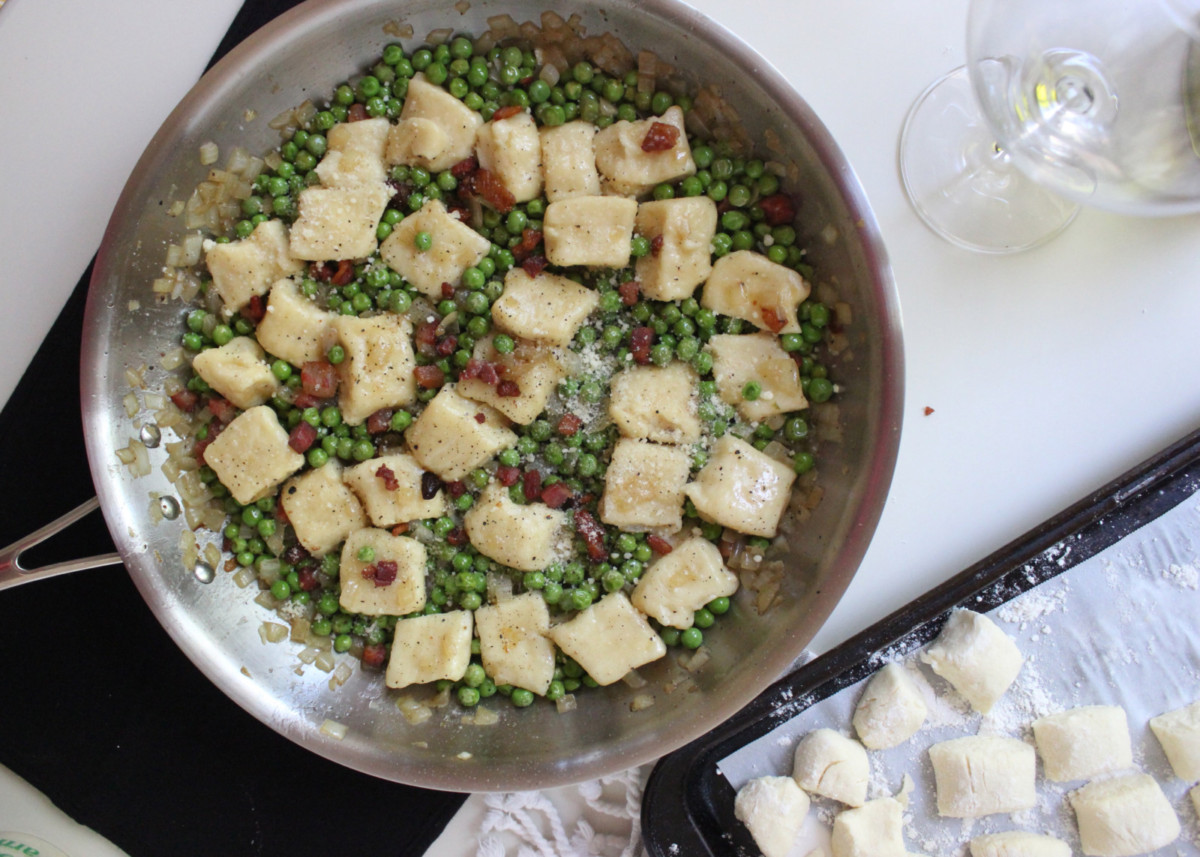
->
[900, 0, 1200, 253]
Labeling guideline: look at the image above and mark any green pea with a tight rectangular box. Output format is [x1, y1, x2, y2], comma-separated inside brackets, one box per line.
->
[540, 104, 566, 126]
[542, 582, 563, 605]
[783, 416, 809, 442]
[577, 453, 598, 477]
[322, 554, 340, 578]
[710, 232, 733, 257]
[680, 175, 704, 197]
[680, 627, 704, 649]
[494, 334, 515, 354]
[461, 291, 488, 315]
[526, 79, 551, 103]
[650, 344, 673, 366]
[792, 451, 815, 475]
[757, 173, 781, 196]
[807, 377, 834, 403]
[661, 627, 681, 647]
[649, 91, 673, 114]
[305, 134, 327, 157]
[211, 324, 234, 346]
[742, 381, 762, 401]
[598, 291, 623, 314]
[389, 290, 413, 313]
[707, 596, 731, 615]
[270, 579, 291, 600]
[351, 439, 375, 461]
[390, 410, 412, 431]
[461, 266, 486, 290]
[780, 333, 805, 352]
[467, 316, 490, 338]
[728, 184, 753, 208]
[462, 663, 487, 689]
[572, 61, 594, 83]
[731, 230, 756, 251]
[513, 436, 537, 458]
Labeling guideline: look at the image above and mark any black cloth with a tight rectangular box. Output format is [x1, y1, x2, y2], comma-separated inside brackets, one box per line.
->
[0, 2, 467, 854]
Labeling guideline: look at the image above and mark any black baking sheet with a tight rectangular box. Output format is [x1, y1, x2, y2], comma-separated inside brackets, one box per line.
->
[641, 425, 1200, 856]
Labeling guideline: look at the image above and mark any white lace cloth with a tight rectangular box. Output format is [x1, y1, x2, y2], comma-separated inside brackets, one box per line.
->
[473, 766, 651, 857]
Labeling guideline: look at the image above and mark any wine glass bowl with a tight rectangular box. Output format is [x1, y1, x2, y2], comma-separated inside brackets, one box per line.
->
[902, 0, 1200, 252]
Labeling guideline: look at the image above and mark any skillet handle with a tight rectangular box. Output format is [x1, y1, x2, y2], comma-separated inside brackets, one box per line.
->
[0, 497, 123, 592]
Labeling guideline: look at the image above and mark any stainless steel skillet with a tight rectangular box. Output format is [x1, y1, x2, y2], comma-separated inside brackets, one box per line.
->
[10, 0, 903, 791]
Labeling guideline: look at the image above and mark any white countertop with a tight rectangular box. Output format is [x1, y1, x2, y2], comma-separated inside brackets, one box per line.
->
[3, 0, 1199, 853]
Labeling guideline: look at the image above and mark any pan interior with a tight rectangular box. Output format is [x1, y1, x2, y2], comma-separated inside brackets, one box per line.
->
[81, 0, 902, 791]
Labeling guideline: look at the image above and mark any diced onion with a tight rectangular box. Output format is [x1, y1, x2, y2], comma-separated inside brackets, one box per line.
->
[681, 646, 711, 673]
[179, 233, 204, 266]
[180, 529, 199, 568]
[329, 661, 353, 689]
[258, 557, 282, 584]
[622, 670, 647, 689]
[198, 141, 219, 165]
[259, 622, 289, 644]
[630, 694, 656, 712]
[556, 694, 577, 714]
[397, 696, 433, 724]
[468, 706, 500, 726]
[319, 719, 348, 740]
[148, 493, 164, 524]
[123, 393, 139, 418]
[486, 572, 513, 604]
[314, 650, 336, 673]
[289, 615, 310, 643]
[637, 50, 656, 93]
[233, 566, 256, 588]
[226, 145, 252, 174]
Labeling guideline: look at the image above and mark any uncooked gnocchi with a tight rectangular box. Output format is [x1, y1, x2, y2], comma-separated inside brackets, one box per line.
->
[920, 608, 1023, 714]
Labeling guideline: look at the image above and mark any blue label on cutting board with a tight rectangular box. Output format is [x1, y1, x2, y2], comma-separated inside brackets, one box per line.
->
[0, 832, 69, 857]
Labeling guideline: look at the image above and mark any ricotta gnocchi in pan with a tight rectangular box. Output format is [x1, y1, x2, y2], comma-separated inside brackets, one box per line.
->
[163, 17, 841, 710]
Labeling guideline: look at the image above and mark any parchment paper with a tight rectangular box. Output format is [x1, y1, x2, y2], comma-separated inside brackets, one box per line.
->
[718, 491, 1200, 856]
